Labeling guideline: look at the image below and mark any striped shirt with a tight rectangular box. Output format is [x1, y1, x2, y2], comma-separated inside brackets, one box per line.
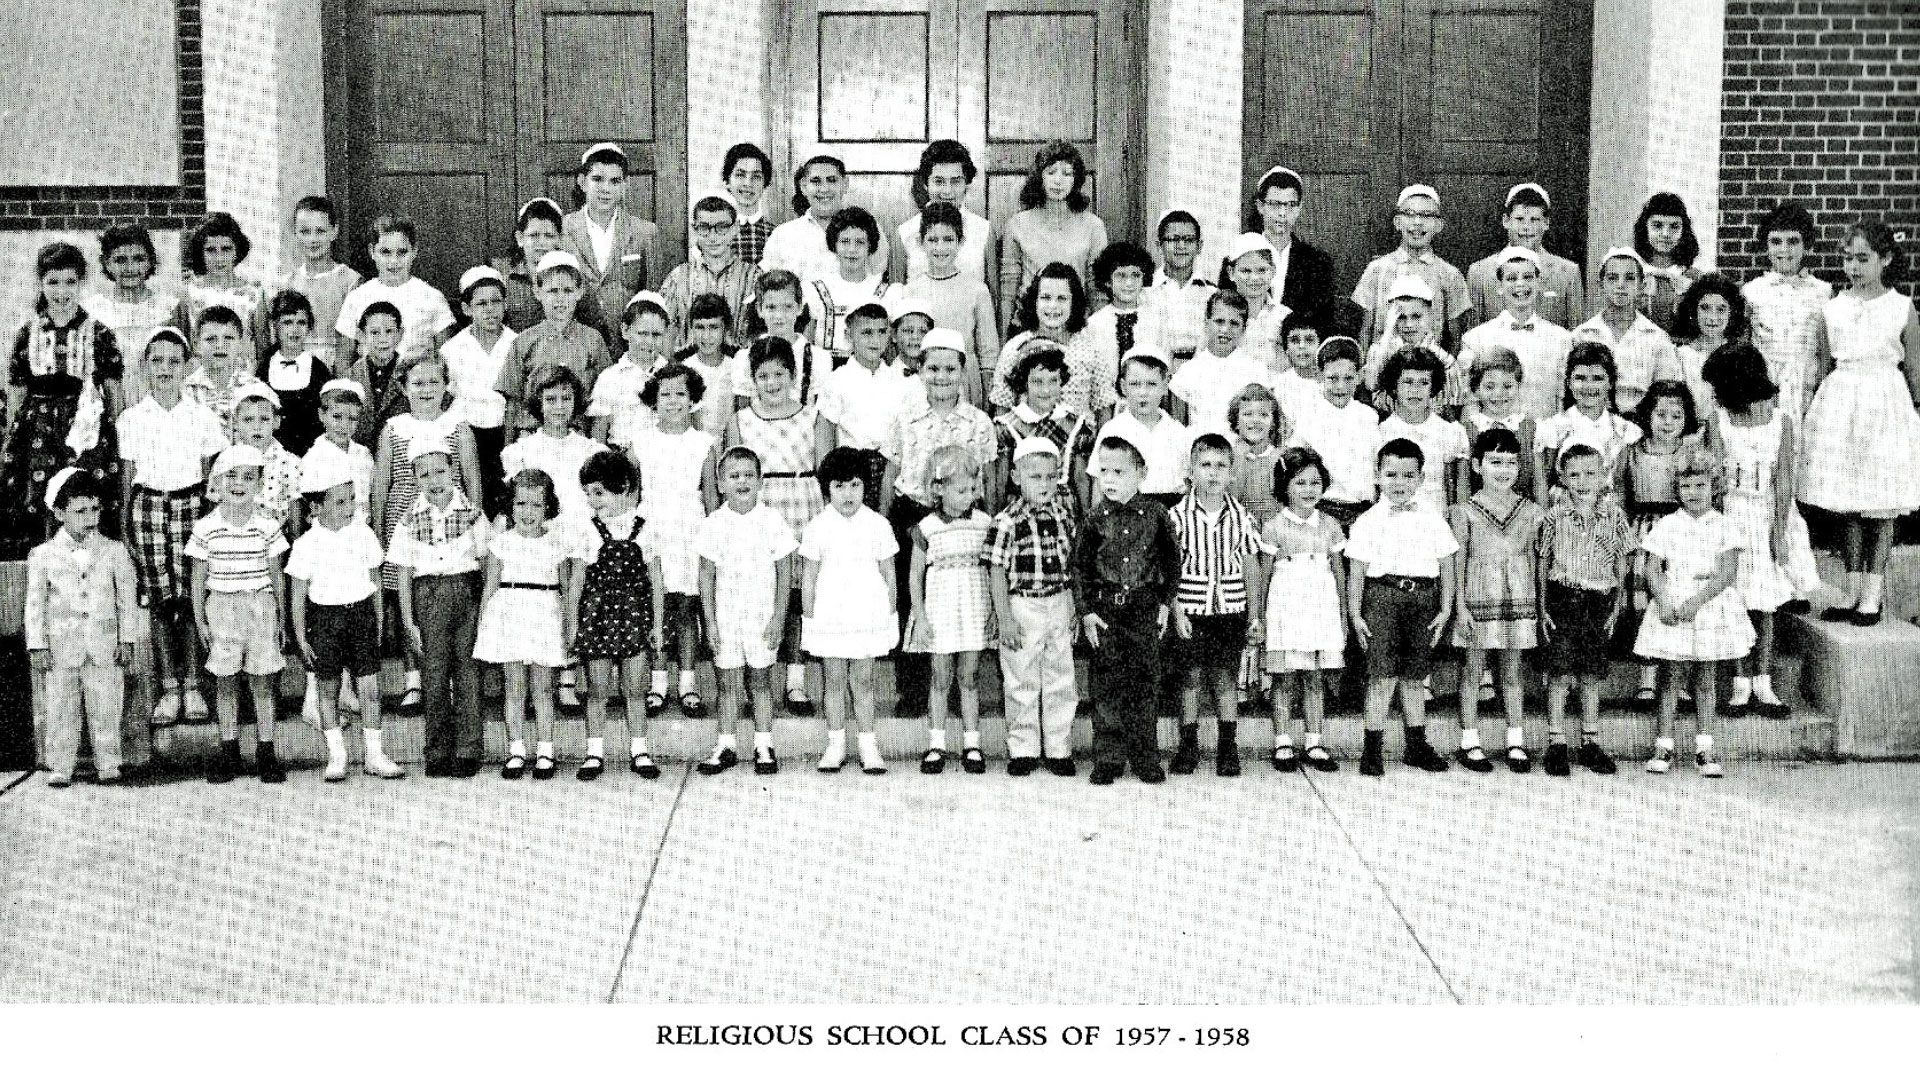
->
[1538, 498, 1632, 591]
[984, 494, 1077, 598]
[185, 509, 290, 592]
[1170, 493, 1267, 616]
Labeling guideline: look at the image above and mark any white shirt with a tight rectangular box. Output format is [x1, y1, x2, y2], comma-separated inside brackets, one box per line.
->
[441, 325, 518, 430]
[1573, 312, 1681, 415]
[120, 395, 229, 492]
[762, 212, 891, 285]
[1090, 409, 1192, 495]
[501, 430, 608, 525]
[1168, 348, 1271, 438]
[1287, 394, 1378, 504]
[335, 277, 456, 362]
[1345, 498, 1459, 578]
[1536, 406, 1642, 476]
[1377, 412, 1468, 514]
[589, 356, 662, 445]
[1267, 368, 1319, 423]
[577, 507, 649, 566]
[583, 212, 617, 275]
[818, 358, 913, 450]
[1458, 309, 1574, 421]
[302, 437, 376, 524]
[284, 518, 383, 606]
[1143, 273, 1216, 359]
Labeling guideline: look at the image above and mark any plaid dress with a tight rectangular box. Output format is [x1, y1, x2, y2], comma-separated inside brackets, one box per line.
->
[734, 403, 823, 540]
[378, 412, 468, 590]
[908, 508, 993, 654]
[1634, 508, 1756, 662]
[1450, 495, 1544, 649]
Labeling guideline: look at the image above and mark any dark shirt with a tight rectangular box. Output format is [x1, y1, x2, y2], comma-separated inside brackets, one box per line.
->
[1072, 494, 1181, 611]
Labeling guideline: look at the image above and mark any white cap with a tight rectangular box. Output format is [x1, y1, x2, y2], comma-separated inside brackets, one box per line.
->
[580, 141, 628, 167]
[625, 289, 670, 315]
[888, 295, 936, 325]
[459, 266, 506, 294]
[44, 466, 81, 511]
[1386, 275, 1436, 304]
[233, 383, 281, 411]
[690, 187, 738, 213]
[535, 250, 583, 277]
[1396, 184, 1441, 210]
[1493, 245, 1542, 271]
[1599, 246, 1650, 275]
[1154, 206, 1198, 236]
[921, 327, 968, 357]
[211, 444, 265, 477]
[141, 325, 191, 358]
[1121, 344, 1171, 368]
[1012, 436, 1061, 464]
[407, 435, 453, 464]
[1258, 165, 1304, 189]
[1228, 232, 1278, 263]
[1505, 182, 1551, 209]
[299, 448, 355, 495]
[319, 378, 365, 404]
[517, 197, 564, 221]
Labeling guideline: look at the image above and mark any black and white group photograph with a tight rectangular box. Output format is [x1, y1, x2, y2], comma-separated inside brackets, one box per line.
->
[0, 0, 1915, 1037]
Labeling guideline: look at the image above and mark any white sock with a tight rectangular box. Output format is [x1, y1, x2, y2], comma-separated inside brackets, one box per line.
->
[536, 740, 555, 760]
[363, 728, 386, 757]
[651, 670, 668, 696]
[631, 736, 648, 758]
[753, 731, 772, 752]
[1459, 727, 1481, 751]
[678, 670, 696, 695]
[1303, 731, 1320, 749]
[586, 736, 604, 759]
[1656, 736, 1675, 752]
[405, 669, 422, 691]
[824, 728, 846, 754]
[1506, 726, 1525, 749]
[324, 727, 346, 757]
[962, 731, 980, 750]
[559, 669, 577, 688]
[787, 664, 806, 692]
[1754, 673, 1780, 702]
[927, 728, 947, 752]
[1860, 573, 1885, 612]
[1275, 732, 1294, 749]
[1728, 676, 1752, 705]
[717, 732, 736, 751]
[1639, 666, 1657, 690]
[508, 739, 526, 759]
[857, 731, 882, 758]
[1695, 733, 1714, 755]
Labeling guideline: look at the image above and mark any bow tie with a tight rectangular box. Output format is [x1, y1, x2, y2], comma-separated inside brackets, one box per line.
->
[1389, 501, 1418, 513]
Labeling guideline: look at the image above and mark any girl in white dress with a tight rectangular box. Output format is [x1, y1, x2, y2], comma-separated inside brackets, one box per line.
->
[86, 224, 188, 404]
[1634, 453, 1752, 778]
[474, 468, 574, 780]
[800, 446, 900, 775]
[184, 212, 270, 359]
[628, 363, 719, 717]
[1535, 341, 1642, 497]
[1261, 447, 1347, 772]
[1800, 223, 1920, 624]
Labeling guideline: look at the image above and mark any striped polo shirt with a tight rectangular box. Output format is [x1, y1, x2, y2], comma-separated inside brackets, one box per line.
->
[184, 508, 290, 592]
[1169, 492, 1268, 616]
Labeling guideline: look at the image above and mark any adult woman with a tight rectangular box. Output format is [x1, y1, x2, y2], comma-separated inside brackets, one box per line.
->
[998, 142, 1108, 320]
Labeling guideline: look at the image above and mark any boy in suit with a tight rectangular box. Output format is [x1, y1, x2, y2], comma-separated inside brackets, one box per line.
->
[563, 142, 662, 323]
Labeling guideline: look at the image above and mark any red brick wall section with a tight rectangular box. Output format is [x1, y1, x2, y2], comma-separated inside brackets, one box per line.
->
[0, 0, 205, 232]
[1720, 1, 1919, 294]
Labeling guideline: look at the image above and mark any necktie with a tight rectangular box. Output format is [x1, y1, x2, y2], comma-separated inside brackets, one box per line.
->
[1116, 312, 1138, 360]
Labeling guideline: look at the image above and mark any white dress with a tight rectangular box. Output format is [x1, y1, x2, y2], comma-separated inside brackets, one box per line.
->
[1633, 509, 1757, 662]
[474, 527, 572, 668]
[630, 424, 714, 595]
[799, 505, 899, 658]
[1800, 290, 1920, 515]
[1715, 407, 1796, 612]
[1262, 508, 1346, 669]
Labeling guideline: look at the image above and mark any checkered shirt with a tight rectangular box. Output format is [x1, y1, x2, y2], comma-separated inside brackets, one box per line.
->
[984, 494, 1077, 598]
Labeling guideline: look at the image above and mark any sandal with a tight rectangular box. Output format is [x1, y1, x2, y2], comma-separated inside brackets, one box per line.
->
[1632, 686, 1657, 712]
[575, 755, 604, 782]
[679, 691, 708, 718]
[920, 749, 947, 775]
[784, 688, 815, 716]
[961, 747, 986, 774]
[644, 692, 667, 719]
[1304, 745, 1339, 773]
[631, 753, 661, 779]
[501, 755, 526, 780]
[532, 755, 557, 780]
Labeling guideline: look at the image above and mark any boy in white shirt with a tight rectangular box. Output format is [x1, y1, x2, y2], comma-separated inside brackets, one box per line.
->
[1169, 291, 1270, 438]
[1286, 337, 1378, 532]
[1458, 246, 1573, 421]
[1092, 351, 1192, 506]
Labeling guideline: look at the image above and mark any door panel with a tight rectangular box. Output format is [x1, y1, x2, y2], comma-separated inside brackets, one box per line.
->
[517, 0, 686, 249]
[346, 0, 517, 298]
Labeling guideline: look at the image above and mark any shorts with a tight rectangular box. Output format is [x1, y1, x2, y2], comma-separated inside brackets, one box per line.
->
[1170, 612, 1250, 672]
[1361, 575, 1441, 681]
[205, 588, 286, 678]
[307, 598, 380, 680]
[660, 592, 707, 655]
[1542, 581, 1615, 678]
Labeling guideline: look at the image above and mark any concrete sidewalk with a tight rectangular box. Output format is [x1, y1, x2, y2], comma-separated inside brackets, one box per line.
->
[0, 762, 1914, 1003]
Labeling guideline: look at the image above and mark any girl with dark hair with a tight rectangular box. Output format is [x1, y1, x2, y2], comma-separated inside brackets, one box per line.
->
[1628, 192, 1702, 333]
[185, 211, 270, 358]
[721, 142, 777, 265]
[988, 263, 1113, 419]
[1741, 201, 1832, 420]
[86, 223, 189, 400]
[898, 140, 993, 290]
[999, 141, 1109, 310]
[762, 154, 891, 284]
[1672, 272, 1747, 429]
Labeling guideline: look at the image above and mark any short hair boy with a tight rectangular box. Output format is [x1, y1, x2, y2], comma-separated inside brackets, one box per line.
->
[494, 250, 613, 434]
[985, 437, 1082, 775]
[1535, 442, 1633, 777]
[1351, 185, 1472, 353]
[1465, 183, 1586, 330]
[1089, 351, 1190, 505]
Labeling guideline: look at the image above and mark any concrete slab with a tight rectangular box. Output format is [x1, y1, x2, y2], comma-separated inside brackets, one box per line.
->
[0, 768, 683, 1002]
[612, 769, 1451, 1004]
[1311, 763, 1918, 1003]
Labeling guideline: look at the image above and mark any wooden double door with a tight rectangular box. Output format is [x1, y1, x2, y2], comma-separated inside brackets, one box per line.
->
[333, 0, 687, 298]
[774, 0, 1145, 259]
[1244, 0, 1593, 296]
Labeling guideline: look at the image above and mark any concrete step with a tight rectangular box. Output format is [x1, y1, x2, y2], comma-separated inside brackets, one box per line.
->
[1780, 611, 1920, 759]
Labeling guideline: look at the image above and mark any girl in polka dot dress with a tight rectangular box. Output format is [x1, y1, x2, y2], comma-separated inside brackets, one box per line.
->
[906, 445, 995, 775]
[568, 450, 665, 781]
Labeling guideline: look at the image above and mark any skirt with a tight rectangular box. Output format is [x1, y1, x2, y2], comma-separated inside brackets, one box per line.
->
[1633, 587, 1756, 662]
[474, 584, 570, 667]
[574, 583, 654, 661]
[1724, 492, 1795, 612]
[909, 562, 992, 654]
[1800, 361, 1920, 514]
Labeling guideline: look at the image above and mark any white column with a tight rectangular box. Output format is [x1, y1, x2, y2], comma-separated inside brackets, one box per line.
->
[201, 0, 284, 274]
[686, 0, 767, 206]
[1145, 0, 1242, 276]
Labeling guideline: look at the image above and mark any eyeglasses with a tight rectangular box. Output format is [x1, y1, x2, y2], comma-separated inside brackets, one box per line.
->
[1259, 200, 1302, 211]
[1397, 211, 1442, 222]
[691, 223, 735, 235]
[1162, 233, 1200, 244]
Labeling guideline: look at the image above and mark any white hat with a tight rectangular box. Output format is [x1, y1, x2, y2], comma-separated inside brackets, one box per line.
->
[44, 466, 81, 511]
[407, 435, 453, 464]
[1258, 165, 1304, 189]
[517, 197, 564, 221]
[887, 295, 936, 325]
[1228, 232, 1278, 263]
[535, 250, 583, 277]
[1505, 182, 1551, 209]
[459, 266, 506, 294]
[1012, 436, 1061, 464]
[921, 327, 968, 357]
[1493, 245, 1542, 271]
[690, 187, 739, 213]
[1154, 206, 1199, 236]
[141, 325, 191, 359]
[319, 378, 365, 404]
[580, 141, 628, 167]
[624, 289, 670, 315]
[233, 383, 281, 411]
[211, 444, 265, 478]
[299, 448, 355, 495]
[1599, 246, 1650, 275]
[1121, 344, 1172, 368]
[1396, 184, 1442, 210]
[1386, 275, 1436, 304]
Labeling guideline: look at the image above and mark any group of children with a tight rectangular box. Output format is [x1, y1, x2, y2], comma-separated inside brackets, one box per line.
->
[12, 137, 1918, 788]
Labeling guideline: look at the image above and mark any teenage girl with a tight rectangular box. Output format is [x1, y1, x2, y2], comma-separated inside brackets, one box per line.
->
[1630, 193, 1704, 334]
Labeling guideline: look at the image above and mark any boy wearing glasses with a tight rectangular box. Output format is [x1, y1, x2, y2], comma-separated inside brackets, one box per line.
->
[1353, 184, 1473, 354]
[1250, 166, 1340, 329]
[1144, 209, 1215, 362]
[658, 192, 758, 350]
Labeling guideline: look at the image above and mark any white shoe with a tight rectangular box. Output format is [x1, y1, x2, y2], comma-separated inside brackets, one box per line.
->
[858, 734, 887, 775]
[182, 688, 210, 722]
[817, 732, 847, 772]
[364, 749, 407, 779]
[1645, 747, 1673, 775]
[338, 680, 361, 713]
[324, 748, 349, 782]
[152, 688, 182, 725]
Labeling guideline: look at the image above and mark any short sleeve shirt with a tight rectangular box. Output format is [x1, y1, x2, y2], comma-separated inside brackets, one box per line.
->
[698, 502, 799, 601]
[185, 510, 290, 592]
[120, 396, 229, 491]
[1089, 410, 1192, 496]
[284, 519, 384, 605]
[1344, 500, 1459, 578]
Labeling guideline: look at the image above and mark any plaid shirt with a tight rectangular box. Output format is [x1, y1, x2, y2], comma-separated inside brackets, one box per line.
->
[387, 490, 486, 577]
[733, 217, 774, 269]
[1170, 493, 1267, 615]
[984, 494, 1077, 598]
[1538, 497, 1631, 590]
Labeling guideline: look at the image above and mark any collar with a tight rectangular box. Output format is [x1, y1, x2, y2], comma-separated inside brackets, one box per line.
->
[1562, 496, 1605, 521]
[52, 529, 94, 552]
[1281, 506, 1317, 525]
[693, 249, 739, 275]
[1501, 310, 1540, 331]
[1387, 499, 1419, 513]
[1394, 247, 1434, 265]
[582, 209, 620, 233]
[1012, 401, 1073, 425]
[415, 489, 474, 519]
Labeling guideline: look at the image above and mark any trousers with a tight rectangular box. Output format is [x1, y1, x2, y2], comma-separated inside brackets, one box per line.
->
[43, 663, 125, 778]
[999, 592, 1078, 759]
[1088, 590, 1163, 766]
[414, 572, 482, 765]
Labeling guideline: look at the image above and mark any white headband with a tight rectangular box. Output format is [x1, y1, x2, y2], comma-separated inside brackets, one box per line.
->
[1396, 184, 1441, 210]
[580, 142, 628, 167]
[1506, 182, 1551, 209]
[517, 197, 563, 221]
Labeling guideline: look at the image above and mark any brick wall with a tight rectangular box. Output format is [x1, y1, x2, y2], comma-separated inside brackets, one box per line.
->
[1719, 0, 1919, 290]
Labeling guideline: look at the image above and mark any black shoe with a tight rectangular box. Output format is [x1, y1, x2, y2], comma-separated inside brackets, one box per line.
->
[452, 758, 482, 778]
[1781, 599, 1811, 616]
[1455, 746, 1494, 773]
[1133, 758, 1167, 784]
[643, 692, 667, 719]
[575, 755, 604, 782]
[207, 740, 244, 785]
[1089, 761, 1123, 785]
[1007, 756, 1039, 777]
[696, 747, 739, 776]
[532, 756, 557, 780]
[754, 748, 780, 775]
[1271, 745, 1299, 772]
[1850, 608, 1883, 627]
[1403, 737, 1450, 773]
[1821, 604, 1857, 623]
[1045, 756, 1077, 777]
[423, 761, 455, 778]
[961, 747, 987, 774]
[1724, 696, 1751, 718]
[631, 753, 661, 779]
[783, 689, 815, 716]
[501, 755, 527, 780]
[1543, 742, 1571, 777]
[1305, 745, 1339, 773]
[1752, 698, 1793, 719]
[1215, 743, 1241, 777]
[255, 742, 286, 784]
[1506, 746, 1533, 774]
[1360, 733, 1385, 777]
[1576, 740, 1617, 775]
[920, 749, 947, 775]
[1169, 740, 1201, 775]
